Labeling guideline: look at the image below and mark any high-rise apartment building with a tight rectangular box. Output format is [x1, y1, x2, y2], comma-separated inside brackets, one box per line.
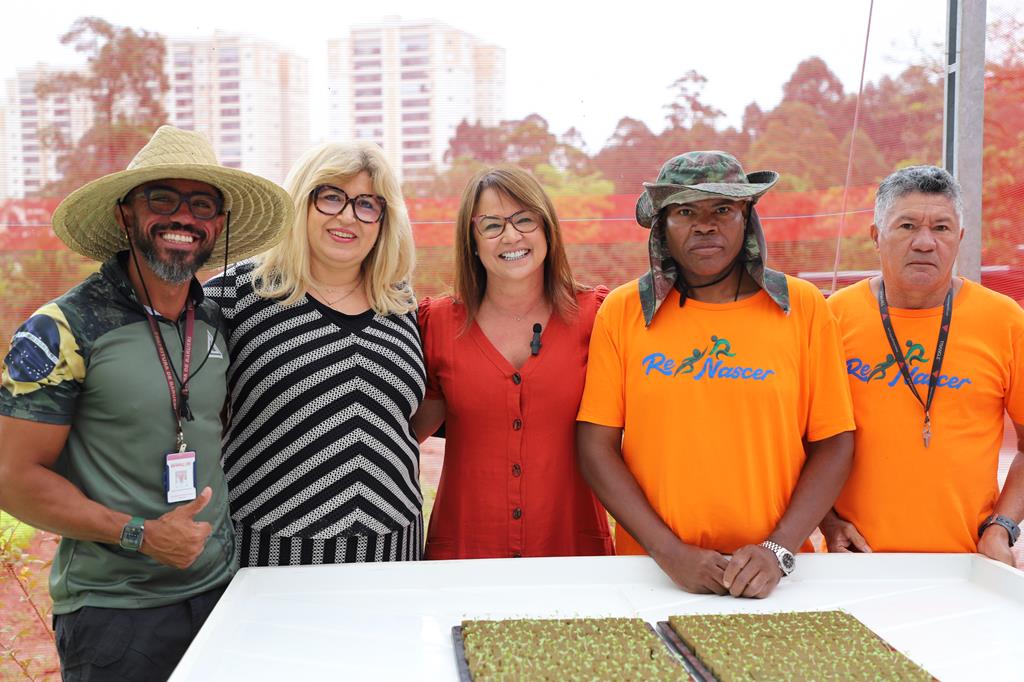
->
[2, 65, 93, 198]
[165, 34, 310, 184]
[327, 18, 506, 182]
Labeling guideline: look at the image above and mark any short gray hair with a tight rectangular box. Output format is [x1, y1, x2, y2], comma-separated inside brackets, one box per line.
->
[874, 165, 963, 228]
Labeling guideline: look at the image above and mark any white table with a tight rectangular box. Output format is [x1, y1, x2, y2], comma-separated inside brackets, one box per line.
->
[171, 554, 1024, 681]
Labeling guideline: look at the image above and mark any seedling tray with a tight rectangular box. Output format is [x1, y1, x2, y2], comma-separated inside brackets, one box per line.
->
[453, 618, 687, 681]
[659, 611, 936, 681]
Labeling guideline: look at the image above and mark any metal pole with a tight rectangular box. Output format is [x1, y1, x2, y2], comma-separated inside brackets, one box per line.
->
[944, 0, 986, 282]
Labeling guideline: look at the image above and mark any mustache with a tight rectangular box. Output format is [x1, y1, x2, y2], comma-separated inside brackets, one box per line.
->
[150, 222, 205, 239]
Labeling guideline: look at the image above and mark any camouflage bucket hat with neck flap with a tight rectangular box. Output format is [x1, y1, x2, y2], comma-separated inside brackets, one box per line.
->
[634, 150, 789, 327]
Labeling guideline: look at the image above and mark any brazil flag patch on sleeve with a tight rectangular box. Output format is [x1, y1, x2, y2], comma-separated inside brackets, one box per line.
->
[2, 302, 85, 399]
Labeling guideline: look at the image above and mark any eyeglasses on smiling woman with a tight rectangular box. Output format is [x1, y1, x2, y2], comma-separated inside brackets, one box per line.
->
[310, 184, 387, 224]
[471, 209, 544, 239]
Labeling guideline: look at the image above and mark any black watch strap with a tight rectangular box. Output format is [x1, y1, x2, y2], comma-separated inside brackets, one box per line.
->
[979, 514, 1020, 547]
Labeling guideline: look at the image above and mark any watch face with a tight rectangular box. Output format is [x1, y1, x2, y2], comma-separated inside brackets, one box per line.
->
[121, 525, 144, 550]
[782, 553, 796, 572]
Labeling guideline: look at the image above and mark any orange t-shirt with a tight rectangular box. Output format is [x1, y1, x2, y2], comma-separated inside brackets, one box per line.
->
[578, 276, 854, 555]
[829, 278, 1024, 552]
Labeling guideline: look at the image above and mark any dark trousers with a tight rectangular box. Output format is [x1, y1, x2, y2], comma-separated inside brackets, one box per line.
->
[54, 586, 225, 682]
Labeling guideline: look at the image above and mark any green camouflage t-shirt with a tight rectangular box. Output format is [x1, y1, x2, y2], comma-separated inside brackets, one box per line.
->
[0, 255, 235, 613]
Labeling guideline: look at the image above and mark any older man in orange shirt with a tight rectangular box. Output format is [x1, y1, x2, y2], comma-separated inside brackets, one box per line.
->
[823, 165, 1024, 564]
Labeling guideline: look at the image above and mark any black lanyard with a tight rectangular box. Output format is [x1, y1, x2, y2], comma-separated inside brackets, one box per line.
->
[144, 302, 195, 453]
[877, 282, 953, 448]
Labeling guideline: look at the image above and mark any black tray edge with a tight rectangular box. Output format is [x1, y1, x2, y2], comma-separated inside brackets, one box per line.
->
[657, 620, 717, 682]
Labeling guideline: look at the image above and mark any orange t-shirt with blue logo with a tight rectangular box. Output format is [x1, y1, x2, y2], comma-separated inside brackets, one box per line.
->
[578, 275, 855, 555]
[829, 278, 1024, 552]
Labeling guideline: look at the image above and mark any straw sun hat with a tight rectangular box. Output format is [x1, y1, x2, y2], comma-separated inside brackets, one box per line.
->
[51, 125, 292, 263]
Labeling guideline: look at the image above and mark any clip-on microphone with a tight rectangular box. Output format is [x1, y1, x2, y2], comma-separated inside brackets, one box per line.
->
[530, 323, 542, 356]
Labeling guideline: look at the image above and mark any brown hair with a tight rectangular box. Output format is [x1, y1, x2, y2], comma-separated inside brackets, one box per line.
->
[453, 166, 582, 328]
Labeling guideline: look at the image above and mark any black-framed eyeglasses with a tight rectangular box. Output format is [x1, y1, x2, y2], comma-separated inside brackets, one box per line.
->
[310, 184, 386, 224]
[127, 186, 224, 220]
[472, 209, 543, 239]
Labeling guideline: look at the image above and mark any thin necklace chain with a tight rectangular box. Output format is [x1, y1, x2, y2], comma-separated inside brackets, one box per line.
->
[309, 278, 362, 307]
[486, 297, 547, 322]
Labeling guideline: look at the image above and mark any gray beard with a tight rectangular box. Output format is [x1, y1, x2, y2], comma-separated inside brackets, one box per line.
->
[133, 226, 215, 284]
[142, 248, 201, 284]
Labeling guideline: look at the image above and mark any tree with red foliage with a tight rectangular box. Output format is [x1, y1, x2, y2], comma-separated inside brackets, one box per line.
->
[664, 70, 724, 129]
[781, 57, 853, 140]
[593, 117, 661, 194]
[34, 17, 168, 198]
[981, 15, 1024, 263]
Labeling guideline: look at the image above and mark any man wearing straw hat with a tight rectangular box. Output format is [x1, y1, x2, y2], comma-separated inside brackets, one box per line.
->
[0, 126, 290, 680]
[823, 165, 1024, 564]
[577, 151, 855, 599]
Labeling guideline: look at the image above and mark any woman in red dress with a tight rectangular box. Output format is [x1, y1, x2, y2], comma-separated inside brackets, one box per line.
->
[413, 166, 613, 560]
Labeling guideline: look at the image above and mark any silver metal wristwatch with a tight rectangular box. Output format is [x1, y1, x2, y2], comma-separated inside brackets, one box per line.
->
[760, 540, 795, 576]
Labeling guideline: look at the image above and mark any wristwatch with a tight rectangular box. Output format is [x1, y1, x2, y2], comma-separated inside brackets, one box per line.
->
[119, 516, 145, 552]
[760, 540, 795, 576]
[979, 514, 1020, 547]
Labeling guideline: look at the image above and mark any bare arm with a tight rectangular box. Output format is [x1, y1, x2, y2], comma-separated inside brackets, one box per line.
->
[412, 398, 446, 444]
[724, 430, 854, 598]
[0, 415, 126, 542]
[978, 421, 1024, 565]
[576, 421, 728, 594]
[0, 414, 213, 569]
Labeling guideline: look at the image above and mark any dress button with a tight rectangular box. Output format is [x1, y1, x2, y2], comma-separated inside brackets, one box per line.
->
[512, 463, 522, 477]
[513, 418, 522, 430]
[512, 507, 522, 520]
[512, 373, 521, 385]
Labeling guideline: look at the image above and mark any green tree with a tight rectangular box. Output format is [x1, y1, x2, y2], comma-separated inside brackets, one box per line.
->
[34, 17, 168, 198]
[747, 101, 843, 191]
[532, 164, 613, 196]
[413, 115, 609, 199]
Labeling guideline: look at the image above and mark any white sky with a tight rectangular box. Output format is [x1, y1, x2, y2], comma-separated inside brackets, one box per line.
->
[2, 0, 1017, 150]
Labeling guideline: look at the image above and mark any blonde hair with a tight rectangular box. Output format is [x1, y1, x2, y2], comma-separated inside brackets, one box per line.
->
[251, 142, 416, 314]
[454, 166, 582, 327]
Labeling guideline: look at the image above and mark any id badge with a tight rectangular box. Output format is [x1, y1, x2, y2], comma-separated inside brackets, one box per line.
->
[164, 451, 197, 503]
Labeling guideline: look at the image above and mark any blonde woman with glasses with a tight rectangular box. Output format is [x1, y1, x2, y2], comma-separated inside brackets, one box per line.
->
[205, 142, 425, 566]
[412, 166, 613, 560]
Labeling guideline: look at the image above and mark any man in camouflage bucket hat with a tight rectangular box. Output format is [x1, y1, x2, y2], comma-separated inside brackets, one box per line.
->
[577, 151, 855, 598]
[634, 151, 787, 325]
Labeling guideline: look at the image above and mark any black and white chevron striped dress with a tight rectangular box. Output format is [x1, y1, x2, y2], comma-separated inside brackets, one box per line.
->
[205, 262, 425, 566]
